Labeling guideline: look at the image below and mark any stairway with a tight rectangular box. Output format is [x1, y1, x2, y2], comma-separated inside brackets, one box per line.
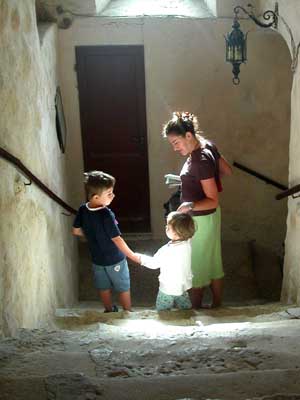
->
[0, 236, 288, 400]
[1, 304, 300, 400]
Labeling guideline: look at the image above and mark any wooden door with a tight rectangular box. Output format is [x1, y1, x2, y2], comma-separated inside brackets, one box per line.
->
[76, 45, 150, 232]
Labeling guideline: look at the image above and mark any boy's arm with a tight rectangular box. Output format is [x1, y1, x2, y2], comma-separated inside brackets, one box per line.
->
[72, 227, 85, 237]
[112, 236, 141, 264]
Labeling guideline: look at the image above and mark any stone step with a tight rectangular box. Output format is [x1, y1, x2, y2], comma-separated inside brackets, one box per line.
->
[1, 370, 300, 400]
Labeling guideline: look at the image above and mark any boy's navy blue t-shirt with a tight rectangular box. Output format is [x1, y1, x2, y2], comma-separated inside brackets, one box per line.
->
[73, 204, 125, 266]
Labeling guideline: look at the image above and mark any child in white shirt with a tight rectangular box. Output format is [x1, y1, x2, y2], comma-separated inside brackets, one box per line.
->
[139, 212, 195, 311]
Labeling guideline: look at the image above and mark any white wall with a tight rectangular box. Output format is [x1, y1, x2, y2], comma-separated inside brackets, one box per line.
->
[257, 0, 300, 303]
[0, 0, 78, 336]
[58, 15, 291, 291]
[204, 0, 217, 16]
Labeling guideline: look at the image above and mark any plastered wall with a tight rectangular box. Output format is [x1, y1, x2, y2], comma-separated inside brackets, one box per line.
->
[0, 1, 296, 335]
[0, 0, 78, 336]
[257, 0, 300, 303]
[59, 15, 291, 282]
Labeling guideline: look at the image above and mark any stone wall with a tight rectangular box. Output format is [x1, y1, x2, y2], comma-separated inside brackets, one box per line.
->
[58, 15, 291, 298]
[257, 0, 300, 303]
[0, 0, 78, 336]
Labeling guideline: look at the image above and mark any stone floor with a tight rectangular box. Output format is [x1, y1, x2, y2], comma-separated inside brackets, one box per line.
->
[1, 303, 300, 400]
[0, 238, 288, 399]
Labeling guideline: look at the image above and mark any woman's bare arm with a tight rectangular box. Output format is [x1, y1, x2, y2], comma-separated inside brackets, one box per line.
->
[177, 177, 219, 213]
[219, 156, 233, 177]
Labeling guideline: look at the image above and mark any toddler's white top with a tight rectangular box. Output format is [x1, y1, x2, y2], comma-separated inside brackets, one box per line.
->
[139, 240, 193, 296]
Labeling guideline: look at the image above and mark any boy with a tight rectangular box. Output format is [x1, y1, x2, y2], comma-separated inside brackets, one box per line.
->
[138, 212, 195, 311]
[72, 171, 140, 312]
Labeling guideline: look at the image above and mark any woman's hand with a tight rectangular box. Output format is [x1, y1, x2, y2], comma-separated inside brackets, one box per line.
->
[177, 178, 219, 213]
[177, 202, 194, 213]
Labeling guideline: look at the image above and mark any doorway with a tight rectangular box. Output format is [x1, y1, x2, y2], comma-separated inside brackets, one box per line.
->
[75, 45, 151, 232]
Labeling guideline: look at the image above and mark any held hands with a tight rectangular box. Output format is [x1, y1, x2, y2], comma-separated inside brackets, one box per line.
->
[135, 253, 156, 269]
[177, 202, 194, 213]
[133, 253, 142, 264]
[134, 253, 150, 266]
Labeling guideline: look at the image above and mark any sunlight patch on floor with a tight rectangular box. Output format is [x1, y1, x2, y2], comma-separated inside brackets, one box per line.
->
[54, 303, 299, 338]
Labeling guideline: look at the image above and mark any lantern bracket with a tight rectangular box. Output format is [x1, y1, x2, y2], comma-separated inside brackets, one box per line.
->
[233, 3, 278, 29]
[225, 3, 279, 84]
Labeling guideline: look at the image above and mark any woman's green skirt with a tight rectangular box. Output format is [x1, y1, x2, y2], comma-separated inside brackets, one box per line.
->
[191, 207, 224, 288]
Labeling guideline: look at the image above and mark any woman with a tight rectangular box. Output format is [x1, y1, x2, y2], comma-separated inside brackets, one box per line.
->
[163, 111, 232, 308]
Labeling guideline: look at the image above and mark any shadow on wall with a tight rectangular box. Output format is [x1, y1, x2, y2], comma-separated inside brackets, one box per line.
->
[249, 240, 283, 301]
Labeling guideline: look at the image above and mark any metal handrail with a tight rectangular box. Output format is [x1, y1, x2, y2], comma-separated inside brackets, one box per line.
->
[0, 146, 77, 215]
[233, 161, 288, 191]
[276, 184, 300, 200]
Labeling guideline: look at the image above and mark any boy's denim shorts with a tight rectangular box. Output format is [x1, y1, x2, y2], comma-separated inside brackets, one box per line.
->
[92, 259, 130, 292]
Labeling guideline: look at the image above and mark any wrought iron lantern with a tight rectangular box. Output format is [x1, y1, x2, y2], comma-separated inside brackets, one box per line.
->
[225, 3, 278, 85]
[225, 15, 247, 85]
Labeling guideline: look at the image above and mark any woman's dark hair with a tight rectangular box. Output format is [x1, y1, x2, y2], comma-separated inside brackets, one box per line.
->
[162, 111, 200, 138]
[84, 170, 115, 199]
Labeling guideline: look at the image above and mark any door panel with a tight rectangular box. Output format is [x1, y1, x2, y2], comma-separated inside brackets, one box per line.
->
[76, 46, 150, 232]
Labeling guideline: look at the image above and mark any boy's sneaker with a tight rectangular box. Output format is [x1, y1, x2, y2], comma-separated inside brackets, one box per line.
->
[104, 305, 118, 313]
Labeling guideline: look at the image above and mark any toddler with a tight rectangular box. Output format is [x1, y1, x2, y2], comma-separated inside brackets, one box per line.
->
[139, 212, 195, 311]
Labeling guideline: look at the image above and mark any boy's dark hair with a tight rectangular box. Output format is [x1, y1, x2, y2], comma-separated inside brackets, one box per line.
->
[167, 211, 196, 241]
[84, 171, 115, 199]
